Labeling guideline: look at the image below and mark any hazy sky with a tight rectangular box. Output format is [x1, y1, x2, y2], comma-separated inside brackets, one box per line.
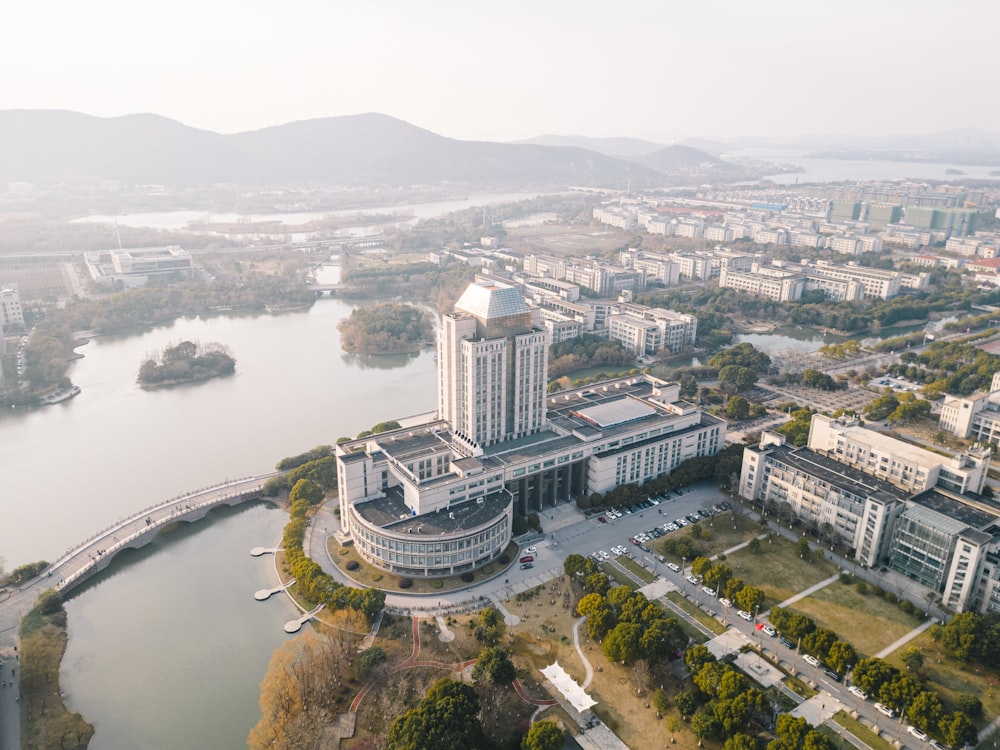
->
[2, 0, 995, 142]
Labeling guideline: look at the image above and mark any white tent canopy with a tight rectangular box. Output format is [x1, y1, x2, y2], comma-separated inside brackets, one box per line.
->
[540, 662, 597, 712]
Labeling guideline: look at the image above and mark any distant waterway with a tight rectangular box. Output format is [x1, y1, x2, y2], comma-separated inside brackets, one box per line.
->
[0, 293, 438, 748]
[734, 315, 961, 355]
[733, 147, 1000, 184]
[71, 190, 548, 237]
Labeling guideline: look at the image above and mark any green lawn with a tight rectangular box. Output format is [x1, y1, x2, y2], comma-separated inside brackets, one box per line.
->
[790, 579, 924, 657]
[615, 556, 657, 584]
[885, 630, 1000, 726]
[725, 536, 839, 609]
[655, 512, 764, 562]
[666, 591, 728, 635]
[832, 711, 895, 750]
[599, 562, 639, 590]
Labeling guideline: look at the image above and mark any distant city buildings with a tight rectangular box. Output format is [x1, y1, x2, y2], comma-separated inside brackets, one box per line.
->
[336, 279, 725, 578]
[84, 246, 194, 288]
[0, 284, 24, 330]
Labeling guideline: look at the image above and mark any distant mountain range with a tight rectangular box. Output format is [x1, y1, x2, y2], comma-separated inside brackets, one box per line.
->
[2, 110, 995, 189]
[0, 110, 660, 189]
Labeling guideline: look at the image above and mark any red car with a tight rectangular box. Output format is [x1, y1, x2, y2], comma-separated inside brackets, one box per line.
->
[519, 555, 534, 563]
[598, 516, 607, 523]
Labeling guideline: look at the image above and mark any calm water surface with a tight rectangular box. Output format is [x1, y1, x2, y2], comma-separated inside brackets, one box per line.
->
[0, 290, 437, 748]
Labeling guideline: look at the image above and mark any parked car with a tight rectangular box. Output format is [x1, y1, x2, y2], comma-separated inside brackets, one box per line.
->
[825, 670, 842, 682]
[762, 625, 776, 637]
[907, 726, 928, 742]
[519, 555, 534, 563]
[779, 636, 794, 648]
[668, 563, 681, 572]
[598, 516, 607, 523]
[520, 562, 533, 570]
[874, 702, 895, 718]
[686, 575, 699, 585]
[702, 586, 716, 597]
[719, 597, 732, 608]
[803, 655, 820, 667]
[598, 550, 610, 560]
[738, 610, 753, 621]
[848, 686, 868, 700]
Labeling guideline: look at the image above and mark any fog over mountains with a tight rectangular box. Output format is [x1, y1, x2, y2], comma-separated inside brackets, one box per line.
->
[1, 110, 997, 188]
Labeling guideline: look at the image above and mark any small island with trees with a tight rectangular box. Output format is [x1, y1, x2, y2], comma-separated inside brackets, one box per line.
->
[137, 340, 236, 388]
[337, 302, 434, 354]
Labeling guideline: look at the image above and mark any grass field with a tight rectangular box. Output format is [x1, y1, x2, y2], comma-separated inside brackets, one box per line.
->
[614, 556, 657, 584]
[666, 591, 728, 635]
[884, 630, 1000, 725]
[832, 711, 895, 750]
[654, 512, 764, 562]
[726, 536, 839, 609]
[790, 579, 924, 657]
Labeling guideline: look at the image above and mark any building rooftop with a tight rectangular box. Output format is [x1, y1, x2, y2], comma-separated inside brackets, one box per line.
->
[455, 280, 532, 320]
[354, 489, 510, 535]
[909, 489, 999, 532]
[763, 443, 909, 502]
[572, 398, 657, 429]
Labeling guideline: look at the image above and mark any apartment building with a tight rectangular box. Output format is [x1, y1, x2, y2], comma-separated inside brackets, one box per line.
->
[718, 263, 806, 302]
[0, 285, 25, 329]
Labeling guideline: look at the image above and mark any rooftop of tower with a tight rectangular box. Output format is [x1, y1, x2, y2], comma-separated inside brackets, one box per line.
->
[455, 280, 532, 321]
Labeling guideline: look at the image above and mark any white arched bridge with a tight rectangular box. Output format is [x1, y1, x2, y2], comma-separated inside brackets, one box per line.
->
[49, 473, 278, 595]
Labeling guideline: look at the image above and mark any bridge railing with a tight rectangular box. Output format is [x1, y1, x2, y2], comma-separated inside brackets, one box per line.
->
[47, 474, 276, 572]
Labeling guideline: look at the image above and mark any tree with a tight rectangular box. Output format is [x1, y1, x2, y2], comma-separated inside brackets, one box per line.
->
[356, 646, 387, 679]
[564, 553, 594, 577]
[639, 618, 686, 664]
[386, 678, 483, 750]
[852, 657, 899, 696]
[769, 714, 809, 750]
[725, 578, 745, 601]
[719, 365, 757, 392]
[957, 693, 982, 719]
[690, 708, 722, 742]
[825, 641, 857, 676]
[684, 644, 716, 675]
[907, 691, 944, 733]
[521, 720, 563, 750]
[735, 585, 764, 614]
[37, 588, 63, 616]
[901, 646, 924, 673]
[939, 711, 977, 749]
[725, 734, 758, 750]
[652, 687, 671, 715]
[472, 646, 516, 685]
[474, 607, 506, 646]
[703, 564, 733, 592]
[802, 628, 837, 662]
[692, 556, 713, 578]
[794, 537, 811, 558]
[726, 395, 750, 420]
[675, 690, 698, 717]
[602, 622, 642, 665]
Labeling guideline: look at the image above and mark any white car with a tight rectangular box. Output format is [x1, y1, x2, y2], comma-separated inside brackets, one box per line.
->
[702, 586, 716, 597]
[598, 550, 610, 560]
[719, 597, 732, 608]
[848, 685, 867, 700]
[874, 702, 895, 718]
[686, 575, 699, 585]
[907, 726, 928, 742]
[738, 610, 753, 621]
[667, 562, 681, 572]
[762, 625, 776, 637]
[524, 546, 536, 554]
[803, 655, 820, 667]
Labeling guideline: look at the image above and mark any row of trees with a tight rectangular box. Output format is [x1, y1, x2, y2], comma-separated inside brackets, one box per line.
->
[863, 391, 932, 424]
[767, 606, 857, 674]
[852, 656, 977, 747]
[689, 556, 765, 612]
[575, 584, 687, 665]
[279, 478, 385, 624]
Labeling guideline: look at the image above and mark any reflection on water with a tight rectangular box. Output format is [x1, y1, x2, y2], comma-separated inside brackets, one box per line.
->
[62, 503, 295, 750]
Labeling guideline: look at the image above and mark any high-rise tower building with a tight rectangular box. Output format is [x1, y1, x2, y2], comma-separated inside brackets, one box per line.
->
[438, 280, 548, 448]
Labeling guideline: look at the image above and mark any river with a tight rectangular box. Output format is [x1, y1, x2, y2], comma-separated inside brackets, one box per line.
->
[732, 147, 1000, 185]
[0, 286, 438, 748]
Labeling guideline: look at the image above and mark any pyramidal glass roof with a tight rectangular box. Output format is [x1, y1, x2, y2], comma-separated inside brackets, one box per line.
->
[455, 281, 531, 321]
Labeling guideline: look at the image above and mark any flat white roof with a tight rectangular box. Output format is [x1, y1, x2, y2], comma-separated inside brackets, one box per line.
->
[574, 397, 655, 428]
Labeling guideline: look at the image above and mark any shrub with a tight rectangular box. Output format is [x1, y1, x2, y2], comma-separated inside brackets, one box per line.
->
[398, 578, 413, 589]
[338, 548, 350, 556]
[345, 560, 359, 571]
[430, 579, 443, 589]
[461, 572, 474, 583]
[856, 582, 869, 595]
[840, 573, 852, 585]
[498, 554, 510, 565]
[899, 599, 916, 616]
[884, 591, 897, 603]
[372, 574, 383, 582]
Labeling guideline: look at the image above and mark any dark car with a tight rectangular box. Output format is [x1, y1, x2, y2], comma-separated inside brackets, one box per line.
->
[598, 516, 607, 523]
[520, 562, 533, 570]
[825, 670, 842, 682]
[779, 637, 794, 649]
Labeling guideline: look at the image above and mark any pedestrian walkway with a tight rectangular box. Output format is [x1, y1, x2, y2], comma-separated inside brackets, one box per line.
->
[769, 573, 841, 613]
[572, 617, 595, 690]
[874, 618, 937, 659]
[712, 533, 768, 561]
